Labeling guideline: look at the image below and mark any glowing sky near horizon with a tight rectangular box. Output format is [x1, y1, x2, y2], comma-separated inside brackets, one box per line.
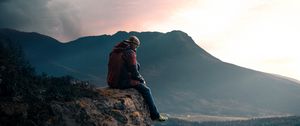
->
[146, 0, 300, 81]
[0, 0, 300, 81]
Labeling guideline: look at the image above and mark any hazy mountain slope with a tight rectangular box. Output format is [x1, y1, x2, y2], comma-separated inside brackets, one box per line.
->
[154, 116, 300, 126]
[1, 28, 300, 116]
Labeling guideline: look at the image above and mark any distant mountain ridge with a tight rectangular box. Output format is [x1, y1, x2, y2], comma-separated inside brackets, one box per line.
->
[1, 28, 300, 117]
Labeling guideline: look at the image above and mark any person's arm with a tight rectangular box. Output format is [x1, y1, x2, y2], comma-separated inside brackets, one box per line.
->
[123, 50, 145, 83]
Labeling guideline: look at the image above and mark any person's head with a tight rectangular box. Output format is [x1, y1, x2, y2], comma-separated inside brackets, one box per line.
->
[126, 36, 140, 49]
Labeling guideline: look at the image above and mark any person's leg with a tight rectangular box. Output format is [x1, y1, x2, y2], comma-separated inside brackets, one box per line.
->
[133, 84, 160, 119]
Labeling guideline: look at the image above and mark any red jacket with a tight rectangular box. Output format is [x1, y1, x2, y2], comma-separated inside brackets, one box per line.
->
[107, 41, 144, 88]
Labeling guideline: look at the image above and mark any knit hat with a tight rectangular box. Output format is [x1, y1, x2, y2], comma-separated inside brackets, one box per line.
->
[126, 36, 140, 46]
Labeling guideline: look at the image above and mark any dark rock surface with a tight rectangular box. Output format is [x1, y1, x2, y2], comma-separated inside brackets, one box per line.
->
[0, 88, 152, 126]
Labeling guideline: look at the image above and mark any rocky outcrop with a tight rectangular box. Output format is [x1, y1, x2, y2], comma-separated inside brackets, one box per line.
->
[0, 88, 152, 126]
[0, 37, 153, 126]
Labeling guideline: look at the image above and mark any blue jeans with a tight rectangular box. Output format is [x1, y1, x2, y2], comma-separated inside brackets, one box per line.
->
[119, 81, 160, 119]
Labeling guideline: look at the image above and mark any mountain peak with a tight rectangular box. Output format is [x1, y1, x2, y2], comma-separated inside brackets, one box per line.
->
[0, 28, 61, 44]
[167, 30, 187, 34]
[113, 31, 129, 36]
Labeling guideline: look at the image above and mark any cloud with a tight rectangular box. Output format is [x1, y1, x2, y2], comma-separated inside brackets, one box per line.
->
[0, 0, 47, 28]
[0, 0, 194, 41]
[0, 0, 81, 41]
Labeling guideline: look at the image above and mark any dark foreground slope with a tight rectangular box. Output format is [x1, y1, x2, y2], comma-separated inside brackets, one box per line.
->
[1, 29, 300, 116]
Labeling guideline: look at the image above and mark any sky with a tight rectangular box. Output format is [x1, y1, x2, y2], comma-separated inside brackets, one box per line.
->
[0, 0, 300, 81]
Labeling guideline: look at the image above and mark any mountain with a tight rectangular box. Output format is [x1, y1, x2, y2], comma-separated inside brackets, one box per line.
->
[1, 28, 300, 117]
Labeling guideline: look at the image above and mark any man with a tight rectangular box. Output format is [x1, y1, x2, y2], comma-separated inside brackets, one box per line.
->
[107, 36, 168, 121]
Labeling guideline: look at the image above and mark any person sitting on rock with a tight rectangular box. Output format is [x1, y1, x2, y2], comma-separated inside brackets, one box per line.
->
[107, 35, 168, 122]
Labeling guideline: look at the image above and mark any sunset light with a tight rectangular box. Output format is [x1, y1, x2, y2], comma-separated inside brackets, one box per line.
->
[1, 0, 299, 81]
[145, 0, 300, 81]
[2, 0, 300, 124]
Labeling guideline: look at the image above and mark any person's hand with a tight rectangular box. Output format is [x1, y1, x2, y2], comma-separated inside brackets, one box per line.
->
[137, 76, 145, 83]
[142, 80, 146, 85]
[139, 78, 145, 84]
